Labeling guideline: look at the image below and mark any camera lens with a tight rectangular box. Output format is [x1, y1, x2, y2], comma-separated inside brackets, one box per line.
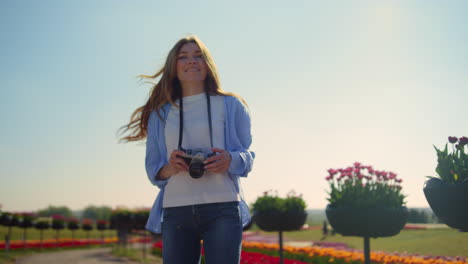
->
[189, 162, 204, 179]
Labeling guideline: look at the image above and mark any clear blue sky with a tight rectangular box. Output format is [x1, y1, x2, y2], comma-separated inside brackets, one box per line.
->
[1, 0, 467, 212]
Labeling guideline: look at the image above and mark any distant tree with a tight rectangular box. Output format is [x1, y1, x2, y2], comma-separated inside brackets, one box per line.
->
[407, 209, 430, 223]
[37, 206, 73, 218]
[430, 211, 445, 223]
[82, 205, 112, 221]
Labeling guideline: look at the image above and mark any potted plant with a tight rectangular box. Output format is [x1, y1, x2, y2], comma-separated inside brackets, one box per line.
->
[110, 208, 133, 247]
[81, 218, 94, 241]
[252, 190, 307, 264]
[18, 212, 36, 248]
[51, 215, 66, 247]
[97, 219, 108, 243]
[423, 136, 468, 231]
[67, 217, 80, 245]
[130, 209, 147, 231]
[325, 162, 408, 264]
[34, 217, 50, 248]
[0, 212, 20, 254]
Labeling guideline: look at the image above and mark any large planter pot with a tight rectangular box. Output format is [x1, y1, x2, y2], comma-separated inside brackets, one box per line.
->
[326, 204, 408, 238]
[255, 210, 307, 232]
[423, 177, 468, 231]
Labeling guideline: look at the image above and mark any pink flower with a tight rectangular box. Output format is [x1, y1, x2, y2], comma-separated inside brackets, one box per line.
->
[52, 215, 66, 221]
[459, 136, 468, 146]
[327, 169, 338, 176]
[353, 162, 361, 168]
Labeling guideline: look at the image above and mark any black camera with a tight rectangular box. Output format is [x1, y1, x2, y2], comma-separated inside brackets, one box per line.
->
[177, 149, 216, 179]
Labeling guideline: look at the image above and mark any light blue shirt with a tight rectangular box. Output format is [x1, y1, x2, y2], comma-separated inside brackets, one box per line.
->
[145, 95, 255, 234]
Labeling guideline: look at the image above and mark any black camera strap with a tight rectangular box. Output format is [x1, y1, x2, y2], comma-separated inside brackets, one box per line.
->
[178, 91, 213, 151]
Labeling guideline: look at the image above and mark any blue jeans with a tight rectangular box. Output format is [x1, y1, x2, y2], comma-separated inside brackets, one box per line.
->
[161, 201, 242, 264]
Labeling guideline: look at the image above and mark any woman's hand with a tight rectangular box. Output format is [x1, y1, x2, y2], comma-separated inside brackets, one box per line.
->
[157, 150, 189, 180]
[204, 148, 232, 174]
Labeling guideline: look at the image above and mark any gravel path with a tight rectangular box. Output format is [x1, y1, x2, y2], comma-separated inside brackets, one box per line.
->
[16, 248, 141, 264]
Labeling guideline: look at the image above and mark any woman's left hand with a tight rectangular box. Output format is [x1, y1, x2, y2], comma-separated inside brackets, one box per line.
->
[204, 148, 232, 174]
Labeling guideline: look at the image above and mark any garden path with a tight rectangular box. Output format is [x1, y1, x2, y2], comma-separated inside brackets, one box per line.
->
[16, 248, 146, 264]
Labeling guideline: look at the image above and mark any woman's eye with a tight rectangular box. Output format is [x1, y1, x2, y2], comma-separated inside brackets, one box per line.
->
[178, 56, 187, 60]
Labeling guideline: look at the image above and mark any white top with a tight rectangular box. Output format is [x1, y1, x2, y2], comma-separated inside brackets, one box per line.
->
[163, 93, 239, 208]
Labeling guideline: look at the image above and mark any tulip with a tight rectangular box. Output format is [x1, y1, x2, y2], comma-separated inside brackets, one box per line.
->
[459, 136, 468, 146]
[448, 136, 458, 144]
[327, 168, 338, 176]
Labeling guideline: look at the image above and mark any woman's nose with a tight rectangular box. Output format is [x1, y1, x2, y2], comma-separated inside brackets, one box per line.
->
[187, 56, 198, 64]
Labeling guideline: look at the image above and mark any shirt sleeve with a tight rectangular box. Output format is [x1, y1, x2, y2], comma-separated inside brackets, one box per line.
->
[145, 110, 169, 188]
[227, 97, 255, 177]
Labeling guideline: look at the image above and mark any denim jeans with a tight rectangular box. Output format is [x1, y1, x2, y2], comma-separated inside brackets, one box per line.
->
[162, 201, 242, 264]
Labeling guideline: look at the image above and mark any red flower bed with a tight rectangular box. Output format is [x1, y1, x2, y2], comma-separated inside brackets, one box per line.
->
[0, 238, 117, 250]
[152, 241, 310, 264]
[240, 251, 309, 264]
[403, 224, 427, 230]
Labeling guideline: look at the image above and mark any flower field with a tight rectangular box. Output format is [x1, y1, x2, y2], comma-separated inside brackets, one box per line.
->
[2, 224, 467, 263]
[1, 234, 467, 263]
[152, 239, 468, 264]
[241, 241, 468, 264]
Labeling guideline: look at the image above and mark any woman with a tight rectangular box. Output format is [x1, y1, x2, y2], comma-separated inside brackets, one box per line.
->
[120, 35, 255, 264]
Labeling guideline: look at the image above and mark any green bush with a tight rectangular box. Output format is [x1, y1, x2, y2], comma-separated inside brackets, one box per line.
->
[252, 190, 306, 214]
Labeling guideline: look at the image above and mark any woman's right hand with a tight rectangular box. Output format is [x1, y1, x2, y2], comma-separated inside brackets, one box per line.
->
[157, 150, 189, 180]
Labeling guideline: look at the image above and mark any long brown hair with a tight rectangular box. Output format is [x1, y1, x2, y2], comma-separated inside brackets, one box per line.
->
[119, 35, 243, 142]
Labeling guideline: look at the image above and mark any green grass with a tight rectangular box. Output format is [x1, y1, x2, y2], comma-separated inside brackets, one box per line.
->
[272, 226, 468, 257]
[0, 226, 116, 241]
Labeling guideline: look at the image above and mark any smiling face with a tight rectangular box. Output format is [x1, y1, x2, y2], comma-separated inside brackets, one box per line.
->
[176, 42, 208, 86]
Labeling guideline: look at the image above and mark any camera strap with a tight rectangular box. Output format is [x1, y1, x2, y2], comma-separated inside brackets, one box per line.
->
[178, 91, 213, 151]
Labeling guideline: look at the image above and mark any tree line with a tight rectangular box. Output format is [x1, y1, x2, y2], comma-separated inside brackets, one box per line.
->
[20, 206, 442, 224]
[36, 205, 112, 221]
[407, 208, 442, 224]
